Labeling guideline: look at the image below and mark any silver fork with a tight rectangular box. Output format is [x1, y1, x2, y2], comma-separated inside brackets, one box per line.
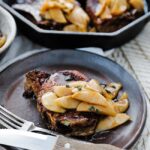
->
[0, 105, 56, 136]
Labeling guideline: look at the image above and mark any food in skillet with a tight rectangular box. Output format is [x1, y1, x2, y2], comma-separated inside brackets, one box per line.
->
[23, 70, 130, 136]
[86, 0, 145, 32]
[13, 0, 90, 32]
[0, 31, 6, 48]
[12, 0, 144, 32]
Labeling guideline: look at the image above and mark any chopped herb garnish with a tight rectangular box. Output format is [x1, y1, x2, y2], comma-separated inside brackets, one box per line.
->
[61, 120, 70, 126]
[88, 106, 101, 114]
[105, 87, 115, 93]
[75, 86, 82, 91]
[105, 89, 111, 94]
[111, 85, 117, 89]
[66, 85, 70, 88]
[95, 109, 100, 114]
[88, 106, 96, 112]
[100, 83, 106, 88]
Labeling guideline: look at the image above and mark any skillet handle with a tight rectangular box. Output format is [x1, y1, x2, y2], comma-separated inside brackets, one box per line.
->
[54, 135, 122, 150]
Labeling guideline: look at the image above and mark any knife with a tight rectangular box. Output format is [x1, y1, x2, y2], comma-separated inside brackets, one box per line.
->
[0, 129, 122, 150]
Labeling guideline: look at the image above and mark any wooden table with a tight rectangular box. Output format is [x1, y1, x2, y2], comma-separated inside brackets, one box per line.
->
[1, 22, 150, 150]
[107, 22, 150, 150]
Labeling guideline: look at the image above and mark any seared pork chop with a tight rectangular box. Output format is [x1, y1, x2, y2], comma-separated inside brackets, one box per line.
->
[23, 70, 99, 136]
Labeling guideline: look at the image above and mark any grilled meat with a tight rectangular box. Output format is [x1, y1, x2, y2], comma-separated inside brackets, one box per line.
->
[23, 70, 99, 136]
[23, 70, 50, 98]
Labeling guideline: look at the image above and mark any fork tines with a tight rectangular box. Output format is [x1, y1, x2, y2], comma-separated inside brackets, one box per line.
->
[0, 105, 24, 129]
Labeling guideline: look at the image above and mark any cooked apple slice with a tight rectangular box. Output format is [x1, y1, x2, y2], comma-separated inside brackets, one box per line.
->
[100, 6, 112, 19]
[110, 0, 128, 16]
[40, 1, 67, 23]
[0, 36, 6, 48]
[95, 0, 107, 16]
[48, 8, 67, 23]
[69, 81, 87, 93]
[68, 81, 87, 88]
[53, 85, 72, 97]
[129, 0, 144, 11]
[67, 6, 90, 28]
[55, 96, 80, 109]
[113, 92, 129, 113]
[72, 89, 108, 106]
[77, 102, 116, 116]
[63, 24, 86, 32]
[96, 113, 130, 132]
[44, 105, 66, 113]
[61, 1, 75, 13]
[86, 79, 103, 93]
[114, 99, 129, 113]
[119, 92, 128, 100]
[102, 83, 122, 100]
[42, 92, 66, 113]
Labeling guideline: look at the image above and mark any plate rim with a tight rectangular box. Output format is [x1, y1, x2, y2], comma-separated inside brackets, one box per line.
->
[0, 49, 147, 149]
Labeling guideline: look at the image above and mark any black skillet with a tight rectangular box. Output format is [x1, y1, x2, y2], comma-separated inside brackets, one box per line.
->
[0, 0, 150, 50]
[0, 49, 147, 149]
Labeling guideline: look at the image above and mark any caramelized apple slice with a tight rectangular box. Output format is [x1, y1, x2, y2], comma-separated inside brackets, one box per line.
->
[69, 81, 87, 88]
[96, 113, 130, 132]
[72, 89, 108, 106]
[119, 92, 128, 100]
[110, 0, 128, 16]
[86, 79, 103, 93]
[41, 11, 52, 20]
[42, 92, 66, 113]
[129, 0, 144, 11]
[95, 0, 107, 16]
[100, 6, 112, 19]
[53, 86, 72, 97]
[77, 102, 116, 116]
[40, 0, 74, 13]
[63, 24, 87, 32]
[67, 6, 90, 28]
[68, 81, 87, 92]
[89, 27, 96, 32]
[41, 1, 64, 12]
[56, 96, 80, 109]
[102, 83, 122, 100]
[59, 0, 75, 13]
[49, 8, 67, 23]
[0, 36, 6, 48]
[114, 99, 129, 113]
[113, 92, 129, 113]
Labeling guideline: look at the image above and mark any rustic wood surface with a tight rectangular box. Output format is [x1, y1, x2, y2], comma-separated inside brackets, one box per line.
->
[0, 22, 150, 150]
[107, 22, 150, 150]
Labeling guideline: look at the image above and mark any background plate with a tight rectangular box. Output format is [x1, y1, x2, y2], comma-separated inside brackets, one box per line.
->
[0, 49, 147, 149]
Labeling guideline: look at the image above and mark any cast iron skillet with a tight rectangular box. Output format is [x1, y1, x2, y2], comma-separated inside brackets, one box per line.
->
[0, 49, 147, 149]
[0, 0, 150, 50]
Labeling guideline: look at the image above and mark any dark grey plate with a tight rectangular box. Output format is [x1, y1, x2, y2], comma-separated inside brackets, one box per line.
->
[0, 0, 150, 50]
[0, 49, 147, 149]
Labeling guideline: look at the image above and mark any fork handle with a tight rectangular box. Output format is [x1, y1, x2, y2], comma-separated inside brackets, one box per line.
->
[54, 135, 122, 150]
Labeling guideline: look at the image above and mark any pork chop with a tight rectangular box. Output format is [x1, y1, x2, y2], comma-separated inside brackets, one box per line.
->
[23, 70, 99, 136]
